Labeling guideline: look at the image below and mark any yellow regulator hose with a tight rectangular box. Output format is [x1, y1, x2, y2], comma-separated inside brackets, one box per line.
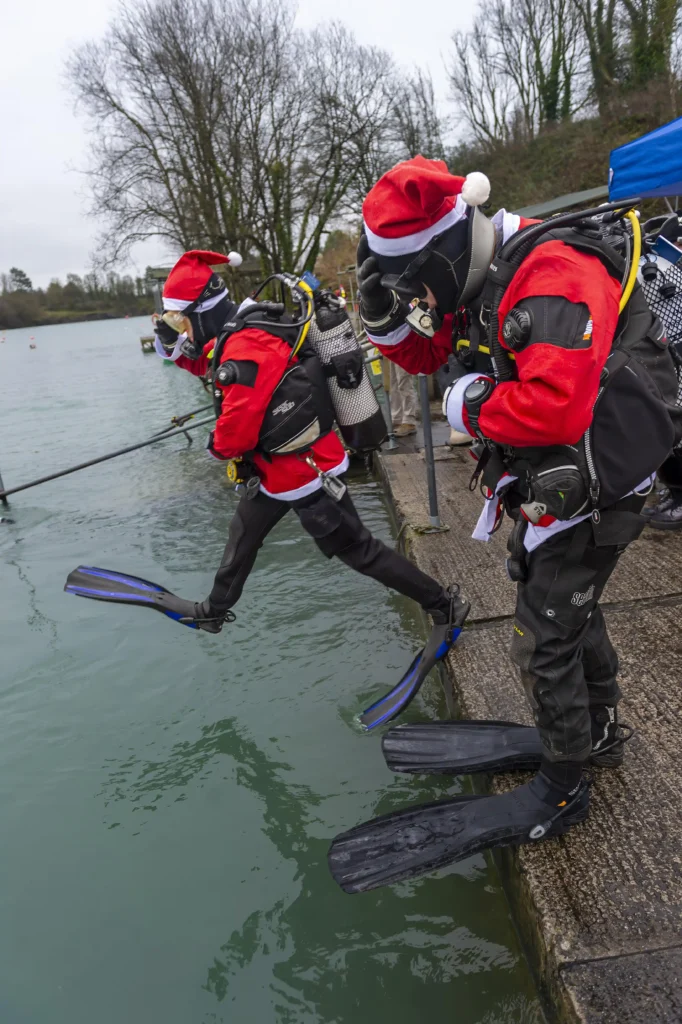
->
[619, 209, 641, 313]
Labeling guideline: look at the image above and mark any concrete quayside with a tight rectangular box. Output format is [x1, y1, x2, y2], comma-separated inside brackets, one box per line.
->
[377, 437, 682, 1024]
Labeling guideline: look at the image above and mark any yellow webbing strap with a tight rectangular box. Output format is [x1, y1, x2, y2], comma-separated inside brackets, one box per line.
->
[455, 338, 516, 361]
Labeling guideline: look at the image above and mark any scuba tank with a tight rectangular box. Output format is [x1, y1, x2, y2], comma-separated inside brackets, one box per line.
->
[305, 286, 387, 453]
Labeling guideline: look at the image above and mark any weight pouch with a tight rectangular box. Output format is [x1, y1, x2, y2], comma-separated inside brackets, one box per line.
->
[329, 349, 363, 390]
[530, 456, 589, 520]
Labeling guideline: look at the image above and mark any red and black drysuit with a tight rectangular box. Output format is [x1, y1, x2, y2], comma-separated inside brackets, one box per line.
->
[370, 220, 650, 778]
[170, 325, 451, 620]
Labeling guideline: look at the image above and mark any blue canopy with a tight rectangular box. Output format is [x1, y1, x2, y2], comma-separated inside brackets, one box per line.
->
[609, 116, 682, 200]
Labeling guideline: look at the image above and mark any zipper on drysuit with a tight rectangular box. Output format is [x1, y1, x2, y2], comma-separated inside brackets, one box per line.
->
[584, 378, 607, 522]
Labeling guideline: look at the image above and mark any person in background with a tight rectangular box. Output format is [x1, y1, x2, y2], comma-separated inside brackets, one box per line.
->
[388, 361, 419, 437]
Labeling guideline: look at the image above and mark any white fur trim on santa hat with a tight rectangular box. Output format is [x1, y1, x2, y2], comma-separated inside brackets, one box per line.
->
[364, 195, 468, 257]
[163, 288, 228, 313]
[461, 172, 491, 207]
[227, 251, 243, 267]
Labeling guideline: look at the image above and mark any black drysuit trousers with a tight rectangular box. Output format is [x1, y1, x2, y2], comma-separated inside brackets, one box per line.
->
[206, 483, 447, 617]
[509, 495, 646, 765]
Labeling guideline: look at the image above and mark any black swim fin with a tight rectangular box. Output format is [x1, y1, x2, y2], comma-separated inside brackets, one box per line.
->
[381, 718, 635, 776]
[382, 720, 544, 774]
[359, 589, 470, 731]
[64, 565, 229, 633]
[328, 773, 590, 893]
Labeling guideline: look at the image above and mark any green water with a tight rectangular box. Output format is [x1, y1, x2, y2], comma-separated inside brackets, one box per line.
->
[0, 318, 543, 1024]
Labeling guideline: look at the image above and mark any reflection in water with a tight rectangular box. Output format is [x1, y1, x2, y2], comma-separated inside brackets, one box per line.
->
[99, 712, 541, 1022]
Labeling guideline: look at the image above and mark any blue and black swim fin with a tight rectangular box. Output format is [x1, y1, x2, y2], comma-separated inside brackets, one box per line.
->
[64, 565, 228, 633]
[359, 587, 470, 731]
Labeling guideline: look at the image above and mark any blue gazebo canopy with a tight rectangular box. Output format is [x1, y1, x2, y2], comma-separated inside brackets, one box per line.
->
[610, 116, 682, 200]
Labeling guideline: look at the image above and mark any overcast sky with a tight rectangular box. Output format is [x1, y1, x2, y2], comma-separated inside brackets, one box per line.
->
[0, 0, 473, 288]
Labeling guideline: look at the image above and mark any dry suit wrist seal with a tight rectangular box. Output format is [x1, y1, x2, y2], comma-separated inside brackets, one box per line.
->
[360, 292, 406, 333]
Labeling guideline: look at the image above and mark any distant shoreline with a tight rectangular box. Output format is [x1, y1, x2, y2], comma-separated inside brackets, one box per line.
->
[0, 311, 150, 331]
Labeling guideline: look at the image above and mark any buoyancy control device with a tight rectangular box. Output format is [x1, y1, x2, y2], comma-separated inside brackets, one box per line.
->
[211, 296, 333, 457]
[211, 272, 386, 458]
[471, 200, 680, 522]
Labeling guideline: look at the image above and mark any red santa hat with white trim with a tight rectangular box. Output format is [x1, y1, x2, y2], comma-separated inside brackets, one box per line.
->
[362, 156, 495, 309]
[362, 156, 490, 259]
[162, 249, 243, 312]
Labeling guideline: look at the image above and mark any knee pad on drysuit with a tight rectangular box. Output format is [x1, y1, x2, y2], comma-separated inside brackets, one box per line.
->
[294, 491, 361, 558]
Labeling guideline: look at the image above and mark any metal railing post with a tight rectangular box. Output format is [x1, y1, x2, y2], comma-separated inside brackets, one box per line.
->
[418, 374, 440, 528]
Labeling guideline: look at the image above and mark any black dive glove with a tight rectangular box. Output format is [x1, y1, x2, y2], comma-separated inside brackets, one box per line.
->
[357, 236, 409, 337]
[153, 315, 180, 355]
[357, 235, 393, 320]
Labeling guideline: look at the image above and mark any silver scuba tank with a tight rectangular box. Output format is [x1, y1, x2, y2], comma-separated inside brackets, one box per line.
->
[306, 297, 387, 452]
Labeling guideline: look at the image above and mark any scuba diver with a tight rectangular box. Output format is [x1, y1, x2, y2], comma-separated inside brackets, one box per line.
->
[65, 248, 469, 727]
[327, 156, 681, 893]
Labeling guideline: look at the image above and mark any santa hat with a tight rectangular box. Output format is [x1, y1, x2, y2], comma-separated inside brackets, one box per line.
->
[362, 156, 490, 258]
[162, 249, 243, 312]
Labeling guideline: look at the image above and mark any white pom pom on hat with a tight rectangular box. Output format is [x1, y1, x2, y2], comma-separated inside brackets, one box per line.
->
[227, 251, 243, 267]
[461, 172, 491, 207]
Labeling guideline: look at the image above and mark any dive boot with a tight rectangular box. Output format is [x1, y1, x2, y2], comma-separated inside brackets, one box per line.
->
[328, 772, 590, 893]
[383, 712, 633, 775]
[646, 493, 682, 530]
[590, 706, 631, 767]
[64, 566, 231, 633]
[641, 487, 673, 518]
[358, 586, 470, 731]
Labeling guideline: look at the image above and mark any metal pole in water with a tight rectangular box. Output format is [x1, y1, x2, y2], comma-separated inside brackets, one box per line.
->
[0, 466, 8, 506]
[418, 374, 441, 528]
[0, 416, 215, 501]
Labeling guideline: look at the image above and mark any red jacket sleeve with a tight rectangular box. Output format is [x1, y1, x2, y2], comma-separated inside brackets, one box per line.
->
[478, 241, 621, 447]
[174, 339, 214, 377]
[211, 329, 291, 458]
[374, 314, 454, 375]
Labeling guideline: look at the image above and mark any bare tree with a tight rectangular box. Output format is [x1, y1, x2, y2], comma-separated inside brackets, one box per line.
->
[569, 0, 621, 114]
[450, 17, 519, 147]
[68, 0, 400, 273]
[620, 0, 681, 86]
[449, 0, 587, 146]
[390, 69, 446, 160]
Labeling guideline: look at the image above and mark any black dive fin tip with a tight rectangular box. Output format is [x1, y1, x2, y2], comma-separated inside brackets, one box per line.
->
[64, 565, 199, 629]
[358, 649, 424, 731]
[359, 624, 463, 732]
